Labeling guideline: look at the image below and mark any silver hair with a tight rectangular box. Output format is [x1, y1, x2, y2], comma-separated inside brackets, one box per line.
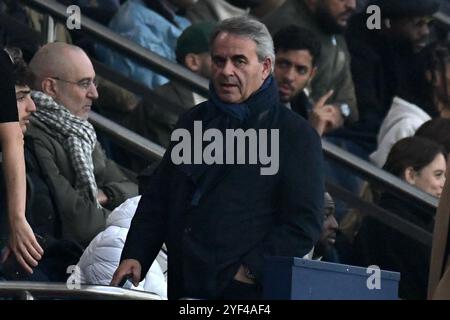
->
[210, 16, 275, 72]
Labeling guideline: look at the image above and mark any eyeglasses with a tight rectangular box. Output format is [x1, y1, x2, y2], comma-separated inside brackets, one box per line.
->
[49, 76, 98, 90]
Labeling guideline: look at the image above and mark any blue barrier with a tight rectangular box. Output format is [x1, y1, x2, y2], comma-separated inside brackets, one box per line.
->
[263, 257, 400, 300]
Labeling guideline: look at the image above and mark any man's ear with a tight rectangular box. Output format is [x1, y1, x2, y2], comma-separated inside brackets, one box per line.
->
[262, 57, 272, 80]
[184, 53, 200, 73]
[404, 166, 417, 185]
[41, 78, 58, 98]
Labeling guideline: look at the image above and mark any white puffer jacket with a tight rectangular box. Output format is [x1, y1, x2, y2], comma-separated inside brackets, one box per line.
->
[77, 196, 167, 299]
[370, 97, 431, 167]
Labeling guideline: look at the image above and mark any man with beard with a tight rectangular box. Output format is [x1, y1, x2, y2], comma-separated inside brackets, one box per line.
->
[313, 192, 338, 260]
[343, 0, 440, 157]
[263, 0, 358, 131]
[273, 25, 341, 136]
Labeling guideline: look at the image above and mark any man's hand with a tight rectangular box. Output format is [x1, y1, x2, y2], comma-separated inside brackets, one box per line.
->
[233, 265, 256, 284]
[111, 259, 142, 287]
[310, 90, 343, 135]
[2, 219, 43, 274]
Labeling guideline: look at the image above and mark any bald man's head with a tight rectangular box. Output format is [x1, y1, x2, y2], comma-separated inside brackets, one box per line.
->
[29, 42, 98, 119]
[29, 43, 91, 90]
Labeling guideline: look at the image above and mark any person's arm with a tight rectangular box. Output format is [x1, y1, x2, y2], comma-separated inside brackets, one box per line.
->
[309, 90, 343, 136]
[0, 122, 43, 274]
[29, 135, 109, 247]
[117, 149, 173, 284]
[94, 144, 138, 210]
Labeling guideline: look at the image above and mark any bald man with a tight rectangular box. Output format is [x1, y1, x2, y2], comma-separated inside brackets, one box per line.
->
[23, 43, 138, 252]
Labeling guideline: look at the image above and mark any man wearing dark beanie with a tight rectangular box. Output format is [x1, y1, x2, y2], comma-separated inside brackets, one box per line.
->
[337, 0, 440, 158]
[373, 0, 440, 52]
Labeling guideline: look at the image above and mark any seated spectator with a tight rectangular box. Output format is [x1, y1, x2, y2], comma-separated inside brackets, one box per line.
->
[96, 0, 194, 89]
[263, 0, 359, 127]
[343, 0, 440, 157]
[382, 137, 446, 200]
[314, 192, 339, 261]
[353, 136, 446, 300]
[273, 25, 341, 136]
[304, 192, 339, 261]
[129, 21, 215, 148]
[77, 196, 167, 298]
[27, 42, 138, 248]
[1, 48, 83, 282]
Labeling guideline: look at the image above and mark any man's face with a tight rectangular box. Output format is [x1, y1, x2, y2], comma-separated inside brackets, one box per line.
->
[390, 17, 432, 53]
[15, 85, 36, 133]
[50, 51, 98, 119]
[318, 207, 339, 252]
[314, 0, 356, 34]
[211, 32, 271, 104]
[195, 52, 212, 79]
[274, 49, 316, 103]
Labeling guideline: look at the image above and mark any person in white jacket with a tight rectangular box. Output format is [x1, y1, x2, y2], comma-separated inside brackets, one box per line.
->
[77, 196, 167, 299]
[370, 96, 431, 167]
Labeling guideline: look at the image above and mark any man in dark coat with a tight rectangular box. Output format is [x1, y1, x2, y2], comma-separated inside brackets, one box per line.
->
[112, 16, 324, 300]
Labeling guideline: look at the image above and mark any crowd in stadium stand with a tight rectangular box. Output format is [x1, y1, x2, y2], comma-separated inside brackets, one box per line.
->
[1, 0, 450, 300]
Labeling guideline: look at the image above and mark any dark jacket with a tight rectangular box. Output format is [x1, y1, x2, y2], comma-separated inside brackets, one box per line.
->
[290, 90, 313, 120]
[352, 192, 433, 300]
[121, 78, 325, 299]
[26, 119, 138, 247]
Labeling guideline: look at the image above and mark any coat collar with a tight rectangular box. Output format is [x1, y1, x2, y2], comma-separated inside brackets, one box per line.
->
[173, 75, 280, 206]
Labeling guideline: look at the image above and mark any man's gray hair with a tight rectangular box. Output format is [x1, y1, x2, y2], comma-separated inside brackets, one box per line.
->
[210, 16, 275, 71]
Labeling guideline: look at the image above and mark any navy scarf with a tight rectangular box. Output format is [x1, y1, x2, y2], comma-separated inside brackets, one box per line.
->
[178, 75, 280, 205]
[208, 75, 275, 123]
